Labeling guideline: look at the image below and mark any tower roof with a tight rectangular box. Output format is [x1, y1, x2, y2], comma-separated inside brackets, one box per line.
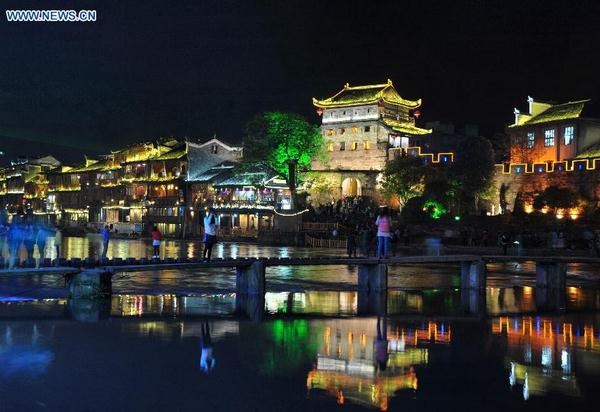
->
[509, 98, 591, 128]
[313, 79, 421, 109]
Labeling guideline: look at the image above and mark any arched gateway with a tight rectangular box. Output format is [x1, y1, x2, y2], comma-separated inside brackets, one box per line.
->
[341, 177, 362, 197]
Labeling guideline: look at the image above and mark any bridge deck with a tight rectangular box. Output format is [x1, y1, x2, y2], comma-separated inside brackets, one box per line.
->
[0, 255, 598, 277]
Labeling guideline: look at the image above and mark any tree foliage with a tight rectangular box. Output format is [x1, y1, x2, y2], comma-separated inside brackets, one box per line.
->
[243, 112, 324, 184]
[381, 155, 430, 208]
[533, 185, 581, 211]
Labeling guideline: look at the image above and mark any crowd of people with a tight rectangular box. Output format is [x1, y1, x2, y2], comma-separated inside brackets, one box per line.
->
[0, 217, 61, 268]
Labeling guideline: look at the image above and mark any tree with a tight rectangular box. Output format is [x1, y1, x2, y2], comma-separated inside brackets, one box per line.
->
[533, 185, 581, 212]
[450, 136, 496, 214]
[243, 112, 325, 209]
[380, 154, 430, 209]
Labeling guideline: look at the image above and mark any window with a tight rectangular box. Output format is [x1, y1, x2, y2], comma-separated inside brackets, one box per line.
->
[512, 135, 521, 145]
[340, 128, 345, 134]
[352, 127, 358, 133]
[527, 132, 535, 148]
[326, 129, 335, 136]
[351, 141, 358, 150]
[212, 144, 218, 154]
[327, 142, 334, 152]
[339, 142, 345, 151]
[564, 126, 574, 145]
[544, 129, 555, 147]
[363, 140, 370, 150]
[364, 126, 371, 132]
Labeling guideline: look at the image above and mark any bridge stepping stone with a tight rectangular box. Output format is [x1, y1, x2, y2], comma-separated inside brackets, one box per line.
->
[24, 258, 36, 268]
[165, 257, 176, 264]
[83, 257, 96, 267]
[126, 257, 138, 265]
[70, 258, 82, 267]
[56, 258, 68, 266]
[100, 258, 110, 266]
[177, 257, 189, 263]
[139, 257, 150, 264]
[40, 258, 52, 267]
[112, 258, 124, 266]
[151, 258, 162, 264]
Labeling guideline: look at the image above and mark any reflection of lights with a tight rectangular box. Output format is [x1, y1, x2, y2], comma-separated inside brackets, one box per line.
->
[541, 346, 552, 368]
[509, 362, 516, 386]
[523, 372, 529, 400]
[561, 349, 571, 374]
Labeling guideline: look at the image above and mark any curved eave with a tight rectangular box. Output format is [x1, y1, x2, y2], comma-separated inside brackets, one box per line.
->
[390, 126, 432, 136]
[313, 96, 421, 109]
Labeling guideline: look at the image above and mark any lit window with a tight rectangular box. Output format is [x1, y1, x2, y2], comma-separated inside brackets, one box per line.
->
[352, 127, 358, 133]
[363, 141, 370, 150]
[564, 126, 574, 145]
[544, 129, 555, 147]
[364, 126, 371, 133]
[326, 129, 335, 136]
[339, 142, 345, 151]
[340, 128, 345, 134]
[351, 142, 358, 150]
[527, 132, 535, 148]
[327, 142, 334, 152]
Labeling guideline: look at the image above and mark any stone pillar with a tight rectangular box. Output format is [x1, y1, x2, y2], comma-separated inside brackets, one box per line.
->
[461, 289, 486, 315]
[357, 291, 387, 316]
[358, 263, 388, 292]
[535, 286, 566, 312]
[236, 260, 266, 295]
[460, 260, 486, 289]
[536, 262, 567, 289]
[66, 270, 112, 299]
[235, 293, 265, 322]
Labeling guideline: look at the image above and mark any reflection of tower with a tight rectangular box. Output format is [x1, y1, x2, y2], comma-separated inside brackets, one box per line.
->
[307, 319, 451, 410]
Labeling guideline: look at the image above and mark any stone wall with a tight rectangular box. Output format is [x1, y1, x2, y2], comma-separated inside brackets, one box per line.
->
[494, 166, 600, 212]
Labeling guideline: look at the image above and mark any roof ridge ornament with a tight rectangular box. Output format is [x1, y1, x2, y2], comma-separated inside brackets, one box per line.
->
[387, 78, 393, 85]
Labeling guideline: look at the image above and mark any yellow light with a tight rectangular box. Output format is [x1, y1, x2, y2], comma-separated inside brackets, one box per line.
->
[541, 206, 549, 214]
[524, 204, 533, 214]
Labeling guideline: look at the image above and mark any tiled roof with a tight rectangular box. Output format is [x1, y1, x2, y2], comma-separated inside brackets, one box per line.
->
[313, 79, 421, 109]
[510, 100, 590, 128]
[382, 118, 432, 135]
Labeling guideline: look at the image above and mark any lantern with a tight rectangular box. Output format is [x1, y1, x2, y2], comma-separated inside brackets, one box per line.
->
[316, 107, 324, 116]
[413, 110, 421, 119]
[378, 102, 385, 112]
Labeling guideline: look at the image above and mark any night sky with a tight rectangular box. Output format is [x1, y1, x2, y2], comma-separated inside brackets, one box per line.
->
[2, 0, 600, 163]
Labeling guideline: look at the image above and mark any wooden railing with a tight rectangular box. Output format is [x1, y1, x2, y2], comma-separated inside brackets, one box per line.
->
[302, 222, 341, 232]
[305, 234, 347, 249]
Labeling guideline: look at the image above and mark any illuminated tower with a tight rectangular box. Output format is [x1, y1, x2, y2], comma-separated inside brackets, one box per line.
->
[311, 79, 430, 199]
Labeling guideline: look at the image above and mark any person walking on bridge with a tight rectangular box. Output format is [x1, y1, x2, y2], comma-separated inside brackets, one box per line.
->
[101, 225, 111, 259]
[203, 208, 219, 262]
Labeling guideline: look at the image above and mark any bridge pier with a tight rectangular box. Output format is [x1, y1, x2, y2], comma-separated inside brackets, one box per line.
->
[235, 293, 265, 322]
[358, 263, 388, 292]
[236, 260, 266, 295]
[461, 289, 486, 315]
[460, 259, 486, 289]
[536, 262, 567, 289]
[357, 291, 387, 316]
[66, 270, 112, 299]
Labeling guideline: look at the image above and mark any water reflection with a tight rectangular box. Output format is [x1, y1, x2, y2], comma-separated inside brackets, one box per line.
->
[492, 316, 600, 401]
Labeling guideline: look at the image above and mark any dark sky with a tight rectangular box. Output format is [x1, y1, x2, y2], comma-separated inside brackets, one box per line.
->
[2, 0, 600, 162]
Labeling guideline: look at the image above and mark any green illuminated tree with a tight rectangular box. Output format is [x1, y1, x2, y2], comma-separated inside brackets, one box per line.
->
[381, 154, 430, 209]
[243, 112, 325, 208]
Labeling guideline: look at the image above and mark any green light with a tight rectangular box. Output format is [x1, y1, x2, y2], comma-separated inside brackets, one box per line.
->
[454, 216, 461, 221]
[423, 200, 446, 219]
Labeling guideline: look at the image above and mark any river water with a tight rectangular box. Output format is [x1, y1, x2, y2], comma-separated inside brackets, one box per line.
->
[1, 237, 600, 411]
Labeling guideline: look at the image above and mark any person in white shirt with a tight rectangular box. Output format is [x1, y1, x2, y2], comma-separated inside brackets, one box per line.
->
[203, 208, 219, 261]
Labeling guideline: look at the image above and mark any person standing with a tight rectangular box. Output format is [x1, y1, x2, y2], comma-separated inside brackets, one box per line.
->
[375, 207, 392, 258]
[23, 223, 36, 261]
[7, 221, 22, 269]
[346, 231, 357, 258]
[150, 225, 162, 259]
[53, 225, 62, 262]
[203, 208, 219, 262]
[36, 225, 51, 260]
[101, 225, 111, 259]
